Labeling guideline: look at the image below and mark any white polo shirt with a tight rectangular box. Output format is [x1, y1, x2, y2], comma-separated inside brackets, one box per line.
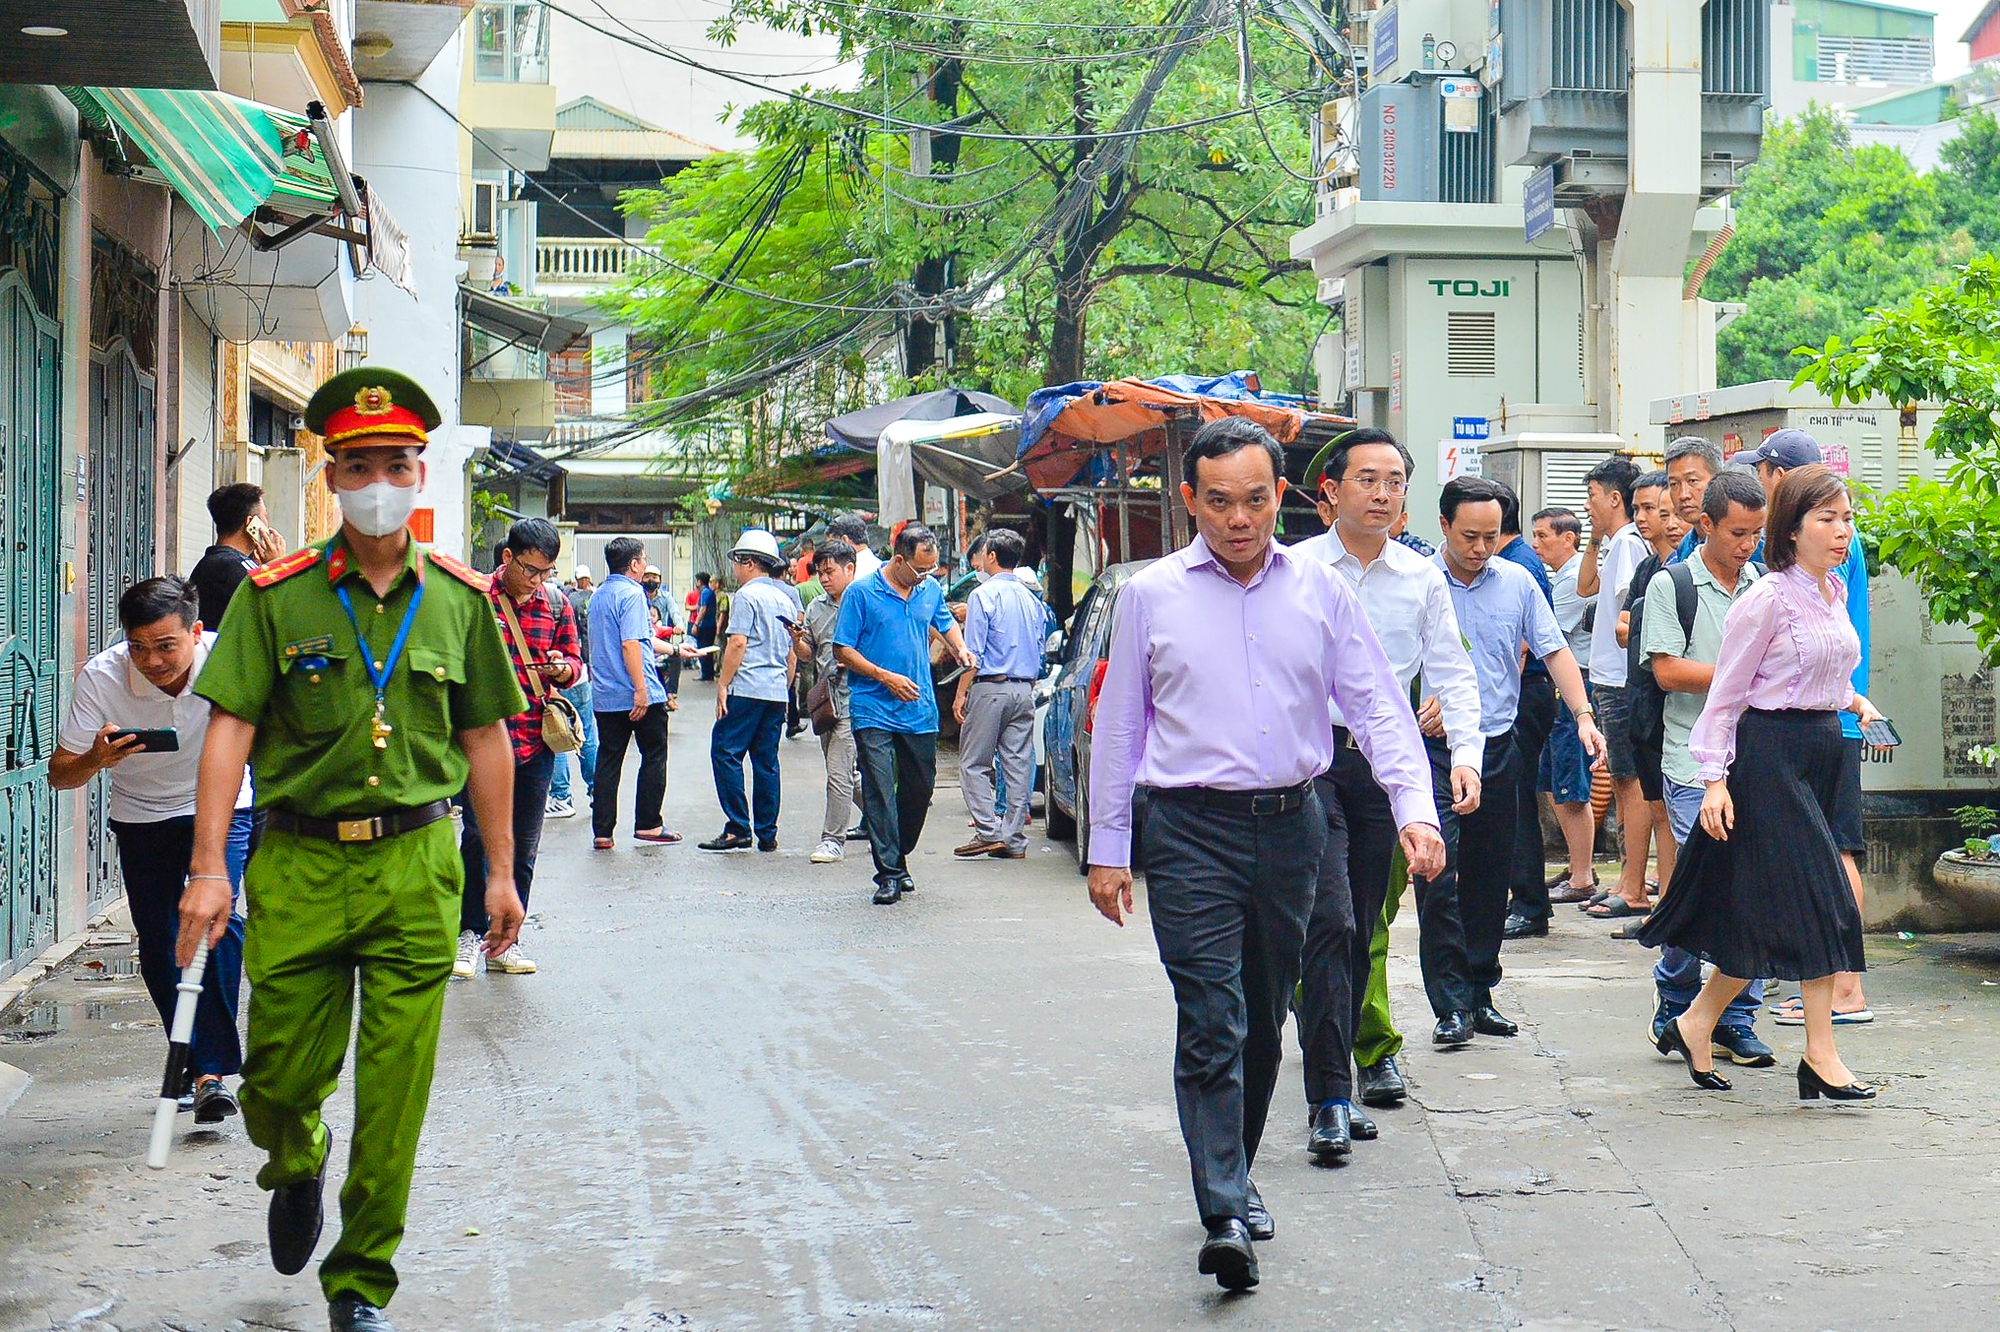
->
[59, 632, 255, 823]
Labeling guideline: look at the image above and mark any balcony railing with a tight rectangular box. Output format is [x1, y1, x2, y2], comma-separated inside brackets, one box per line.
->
[536, 237, 638, 286]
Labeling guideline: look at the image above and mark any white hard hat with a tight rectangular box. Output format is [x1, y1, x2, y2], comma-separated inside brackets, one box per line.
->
[729, 528, 783, 565]
[644, 564, 663, 578]
[575, 562, 592, 579]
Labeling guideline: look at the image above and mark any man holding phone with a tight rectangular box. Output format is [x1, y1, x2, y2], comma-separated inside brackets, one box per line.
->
[701, 529, 802, 853]
[52, 577, 256, 1123]
[190, 482, 286, 630]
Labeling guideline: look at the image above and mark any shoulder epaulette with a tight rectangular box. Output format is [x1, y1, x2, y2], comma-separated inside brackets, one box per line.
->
[248, 547, 323, 588]
[426, 550, 489, 591]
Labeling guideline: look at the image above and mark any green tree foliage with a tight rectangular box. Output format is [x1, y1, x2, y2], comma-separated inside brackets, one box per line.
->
[1795, 256, 2000, 664]
[602, 0, 1329, 448]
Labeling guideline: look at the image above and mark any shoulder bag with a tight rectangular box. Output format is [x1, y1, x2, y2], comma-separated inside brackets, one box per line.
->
[495, 587, 583, 754]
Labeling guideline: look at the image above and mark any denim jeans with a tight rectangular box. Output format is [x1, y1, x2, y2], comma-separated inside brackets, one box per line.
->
[1654, 777, 1763, 1025]
[549, 678, 598, 804]
[854, 727, 937, 885]
[711, 696, 785, 842]
[111, 808, 254, 1077]
[460, 747, 557, 935]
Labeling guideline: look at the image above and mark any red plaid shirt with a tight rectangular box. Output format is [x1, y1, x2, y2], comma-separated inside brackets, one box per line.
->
[487, 573, 586, 762]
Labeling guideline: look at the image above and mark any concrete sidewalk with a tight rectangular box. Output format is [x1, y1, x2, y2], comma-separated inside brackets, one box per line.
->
[2, 684, 1999, 1330]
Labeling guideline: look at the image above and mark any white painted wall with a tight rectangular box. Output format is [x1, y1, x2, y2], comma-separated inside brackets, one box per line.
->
[352, 39, 475, 556]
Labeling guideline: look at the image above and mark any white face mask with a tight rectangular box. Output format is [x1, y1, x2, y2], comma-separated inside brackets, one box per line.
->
[336, 479, 420, 537]
[973, 568, 991, 584]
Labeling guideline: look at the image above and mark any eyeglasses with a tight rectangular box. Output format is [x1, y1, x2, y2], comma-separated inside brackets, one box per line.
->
[514, 562, 557, 582]
[1343, 475, 1408, 496]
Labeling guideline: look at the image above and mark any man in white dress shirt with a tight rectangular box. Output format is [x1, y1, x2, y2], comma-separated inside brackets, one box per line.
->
[1291, 429, 1485, 1161]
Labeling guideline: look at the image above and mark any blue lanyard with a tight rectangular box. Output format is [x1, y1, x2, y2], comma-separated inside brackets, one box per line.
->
[336, 579, 426, 704]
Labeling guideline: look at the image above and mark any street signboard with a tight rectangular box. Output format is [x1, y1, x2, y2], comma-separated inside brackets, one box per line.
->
[1524, 165, 1555, 242]
[1452, 416, 1491, 441]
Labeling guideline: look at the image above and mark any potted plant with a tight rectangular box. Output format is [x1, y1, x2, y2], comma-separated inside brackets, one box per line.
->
[1930, 748, 2000, 919]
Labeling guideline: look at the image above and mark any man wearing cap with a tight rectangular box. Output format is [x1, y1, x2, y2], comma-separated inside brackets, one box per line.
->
[1737, 428, 1875, 1026]
[177, 367, 526, 1332]
[701, 529, 803, 852]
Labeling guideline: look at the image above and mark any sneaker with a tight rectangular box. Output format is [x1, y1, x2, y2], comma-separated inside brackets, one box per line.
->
[545, 796, 576, 819]
[1711, 1023, 1775, 1067]
[486, 945, 538, 975]
[810, 838, 844, 864]
[1650, 995, 1688, 1048]
[452, 930, 480, 979]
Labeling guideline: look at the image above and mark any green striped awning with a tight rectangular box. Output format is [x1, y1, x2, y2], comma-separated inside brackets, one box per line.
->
[74, 87, 339, 232]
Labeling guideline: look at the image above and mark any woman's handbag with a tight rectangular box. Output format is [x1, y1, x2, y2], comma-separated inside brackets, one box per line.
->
[496, 587, 583, 754]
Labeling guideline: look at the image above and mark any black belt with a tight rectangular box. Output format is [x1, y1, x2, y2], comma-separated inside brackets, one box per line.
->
[1150, 783, 1310, 816]
[1332, 725, 1361, 751]
[266, 799, 453, 844]
[974, 673, 1036, 684]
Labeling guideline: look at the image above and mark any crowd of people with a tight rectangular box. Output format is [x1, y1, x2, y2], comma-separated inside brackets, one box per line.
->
[43, 351, 1888, 1318]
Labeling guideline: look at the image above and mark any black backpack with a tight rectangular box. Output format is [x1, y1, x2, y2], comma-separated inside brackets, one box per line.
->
[1626, 560, 1698, 752]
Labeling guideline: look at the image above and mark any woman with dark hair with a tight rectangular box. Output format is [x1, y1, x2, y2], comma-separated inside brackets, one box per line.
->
[1637, 465, 1886, 1101]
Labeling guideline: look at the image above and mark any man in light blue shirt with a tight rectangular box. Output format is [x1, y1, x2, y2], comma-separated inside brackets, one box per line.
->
[1434, 478, 1603, 1037]
[952, 529, 1049, 860]
[589, 537, 675, 847]
[702, 529, 804, 853]
[835, 523, 973, 905]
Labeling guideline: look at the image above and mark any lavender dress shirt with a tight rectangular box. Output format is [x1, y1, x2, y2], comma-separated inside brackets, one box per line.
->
[1087, 536, 1439, 868]
[1689, 565, 1860, 783]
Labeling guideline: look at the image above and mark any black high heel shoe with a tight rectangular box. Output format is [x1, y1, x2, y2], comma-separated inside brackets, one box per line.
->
[1797, 1060, 1876, 1102]
[1656, 1016, 1732, 1091]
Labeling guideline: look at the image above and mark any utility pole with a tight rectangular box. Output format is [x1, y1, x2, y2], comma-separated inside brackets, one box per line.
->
[903, 54, 962, 380]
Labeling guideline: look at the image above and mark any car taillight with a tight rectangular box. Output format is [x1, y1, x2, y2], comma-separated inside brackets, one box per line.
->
[1083, 659, 1110, 734]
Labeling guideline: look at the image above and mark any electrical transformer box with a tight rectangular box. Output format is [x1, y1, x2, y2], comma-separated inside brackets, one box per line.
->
[1369, 0, 1495, 82]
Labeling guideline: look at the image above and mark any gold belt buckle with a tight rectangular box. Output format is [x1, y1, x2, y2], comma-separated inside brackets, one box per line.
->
[336, 817, 382, 842]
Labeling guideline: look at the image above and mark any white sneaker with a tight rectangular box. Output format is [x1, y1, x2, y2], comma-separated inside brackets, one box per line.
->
[487, 945, 538, 975]
[452, 930, 480, 979]
[809, 837, 844, 864]
[545, 796, 576, 818]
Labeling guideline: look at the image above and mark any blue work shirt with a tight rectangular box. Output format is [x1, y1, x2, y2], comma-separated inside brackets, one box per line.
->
[1499, 534, 1554, 678]
[835, 569, 958, 734]
[964, 574, 1049, 680]
[588, 572, 666, 709]
[1434, 554, 1568, 736]
[1673, 528, 1869, 739]
[726, 577, 804, 704]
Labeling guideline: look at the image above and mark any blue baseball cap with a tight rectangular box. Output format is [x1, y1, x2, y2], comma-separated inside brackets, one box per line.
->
[1735, 428, 1822, 470]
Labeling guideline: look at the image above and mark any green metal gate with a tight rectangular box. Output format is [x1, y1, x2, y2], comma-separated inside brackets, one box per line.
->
[0, 146, 63, 979]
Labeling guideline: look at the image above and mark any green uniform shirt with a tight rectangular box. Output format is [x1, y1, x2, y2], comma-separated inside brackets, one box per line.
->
[198, 535, 526, 819]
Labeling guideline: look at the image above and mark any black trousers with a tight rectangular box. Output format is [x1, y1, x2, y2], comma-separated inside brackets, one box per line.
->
[853, 726, 937, 885]
[1299, 738, 1464, 1105]
[593, 704, 669, 839]
[1141, 787, 1324, 1227]
[1461, 734, 1524, 1009]
[459, 746, 555, 934]
[1507, 672, 1559, 922]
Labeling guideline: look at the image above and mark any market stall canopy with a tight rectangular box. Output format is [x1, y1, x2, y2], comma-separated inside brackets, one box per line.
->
[1017, 372, 1340, 494]
[824, 387, 1022, 525]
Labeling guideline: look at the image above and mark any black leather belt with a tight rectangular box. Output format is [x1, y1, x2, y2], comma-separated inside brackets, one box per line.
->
[266, 799, 453, 844]
[1332, 725, 1361, 751]
[1151, 783, 1310, 816]
[974, 674, 1036, 684]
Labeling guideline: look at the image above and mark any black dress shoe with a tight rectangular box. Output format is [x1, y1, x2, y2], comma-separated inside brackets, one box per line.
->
[1502, 912, 1548, 940]
[269, 1146, 327, 1276]
[1348, 1106, 1378, 1140]
[897, 875, 916, 895]
[698, 830, 752, 852]
[1197, 1219, 1258, 1291]
[1473, 1005, 1519, 1037]
[845, 825, 869, 842]
[871, 880, 902, 905]
[1797, 1059, 1876, 1102]
[1307, 1101, 1352, 1163]
[1243, 1178, 1275, 1242]
[1433, 1011, 1475, 1047]
[1357, 1056, 1407, 1107]
[329, 1294, 396, 1331]
[756, 839, 778, 853]
[193, 1078, 238, 1125]
[1656, 1015, 1732, 1091]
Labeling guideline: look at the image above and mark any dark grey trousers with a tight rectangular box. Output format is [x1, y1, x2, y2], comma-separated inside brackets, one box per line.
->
[1140, 787, 1325, 1226]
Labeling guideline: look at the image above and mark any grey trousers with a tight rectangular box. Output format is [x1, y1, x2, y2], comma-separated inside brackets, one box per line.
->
[960, 680, 1036, 853]
[819, 712, 860, 842]
[1141, 787, 1325, 1227]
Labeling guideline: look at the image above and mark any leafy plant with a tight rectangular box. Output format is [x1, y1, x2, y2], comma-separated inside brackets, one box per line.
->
[1952, 804, 1998, 859]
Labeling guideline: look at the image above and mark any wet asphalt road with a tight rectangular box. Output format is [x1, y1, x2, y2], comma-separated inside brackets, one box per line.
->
[5, 677, 2000, 1330]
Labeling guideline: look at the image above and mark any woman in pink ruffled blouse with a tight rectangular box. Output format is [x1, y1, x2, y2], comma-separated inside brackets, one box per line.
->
[1636, 465, 1887, 1101]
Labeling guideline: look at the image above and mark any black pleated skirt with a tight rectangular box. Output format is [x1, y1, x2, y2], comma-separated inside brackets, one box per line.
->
[1635, 708, 1866, 982]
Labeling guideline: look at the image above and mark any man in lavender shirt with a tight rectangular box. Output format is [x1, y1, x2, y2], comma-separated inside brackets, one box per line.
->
[1087, 418, 1444, 1293]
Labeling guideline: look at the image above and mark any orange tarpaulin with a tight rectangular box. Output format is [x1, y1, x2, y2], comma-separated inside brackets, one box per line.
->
[1020, 378, 1317, 493]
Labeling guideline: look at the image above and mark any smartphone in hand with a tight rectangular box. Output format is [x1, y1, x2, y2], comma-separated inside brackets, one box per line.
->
[110, 728, 179, 753]
[1862, 718, 1901, 749]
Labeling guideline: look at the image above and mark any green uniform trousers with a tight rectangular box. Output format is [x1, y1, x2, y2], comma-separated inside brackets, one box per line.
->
[1353, 849, 1407, 1068]
[239, 821, 461, 1308]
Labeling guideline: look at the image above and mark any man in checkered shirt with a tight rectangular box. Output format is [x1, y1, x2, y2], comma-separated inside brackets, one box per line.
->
[456, 518, 585, 979]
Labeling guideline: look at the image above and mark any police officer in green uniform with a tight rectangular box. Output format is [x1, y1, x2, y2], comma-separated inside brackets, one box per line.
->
[176, 368, 527, 1332]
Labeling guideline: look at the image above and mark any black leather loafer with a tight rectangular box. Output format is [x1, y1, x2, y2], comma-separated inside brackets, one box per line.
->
[1244, 1178, 1274, 1242]
[1433, 1011, 1475, 1047]
[269, 1146, 327, 1276]
[1307, 1101, 1352, 1163]
[1348, 1106, 1378, 1140]
[193, 1078, 238, 1125]
[871, 880, 902, 905]
[1198, 1218, 1258, 1291]
[1357, 1056, 1407, 1106]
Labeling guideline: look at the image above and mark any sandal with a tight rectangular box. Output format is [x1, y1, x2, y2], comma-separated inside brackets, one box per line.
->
[1584, 897, 1647, 920]
[1577, 890, 1613, 912]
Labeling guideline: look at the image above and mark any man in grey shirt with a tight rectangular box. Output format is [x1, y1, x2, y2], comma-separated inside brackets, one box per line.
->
[701, 529, 804, 852]
[799, 540, 862, 863]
